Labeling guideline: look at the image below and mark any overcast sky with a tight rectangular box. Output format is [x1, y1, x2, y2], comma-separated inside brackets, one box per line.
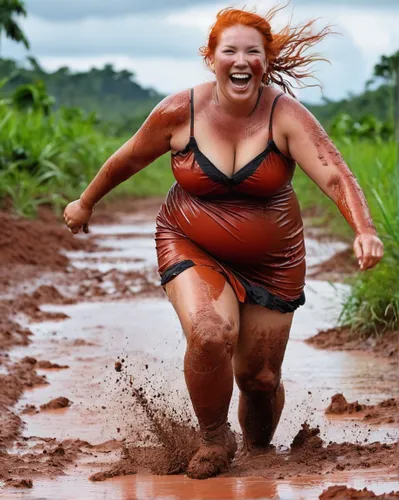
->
[3, 0, 398, 103]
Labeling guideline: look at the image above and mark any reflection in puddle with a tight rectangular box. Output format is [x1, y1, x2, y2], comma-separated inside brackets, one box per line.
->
[5, 471, 399, 499]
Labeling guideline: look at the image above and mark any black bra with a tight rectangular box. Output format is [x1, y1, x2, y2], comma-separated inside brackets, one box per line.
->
[172, 88, 293, 187]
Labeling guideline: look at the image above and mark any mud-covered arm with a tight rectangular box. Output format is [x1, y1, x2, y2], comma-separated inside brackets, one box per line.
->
[79, 91, 187, 209]
[279, 95, 383, 270]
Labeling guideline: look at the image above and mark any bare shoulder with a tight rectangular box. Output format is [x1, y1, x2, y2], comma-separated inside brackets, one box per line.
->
[273, 91, 322, 134]
[148, 88, 191, 131]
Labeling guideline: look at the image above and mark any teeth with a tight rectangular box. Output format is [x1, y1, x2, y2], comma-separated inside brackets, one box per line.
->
[231, 74, 250, 79]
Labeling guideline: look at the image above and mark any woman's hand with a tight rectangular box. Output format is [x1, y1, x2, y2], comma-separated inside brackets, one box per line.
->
[63, 199, 93, 234]
[353, 232, 384, 271]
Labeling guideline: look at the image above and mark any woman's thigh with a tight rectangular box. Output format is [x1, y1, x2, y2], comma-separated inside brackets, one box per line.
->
[233, 304, 293, 389]
[164, 266, 240, 343]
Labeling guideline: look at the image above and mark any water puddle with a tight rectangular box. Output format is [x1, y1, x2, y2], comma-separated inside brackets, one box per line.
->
[4, 471, 399, 499]
[5, 218, 398, 499]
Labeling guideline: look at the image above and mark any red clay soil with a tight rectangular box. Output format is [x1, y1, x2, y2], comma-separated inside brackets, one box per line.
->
[40, 397, 72, 411]
[0, 437, 117, 487]
[319, 485, 399, 499]
[0, 209, 95, 271]
[326, 394, 398, 425]
[306, 326, 398, 358]
[0, 357, 48, 449]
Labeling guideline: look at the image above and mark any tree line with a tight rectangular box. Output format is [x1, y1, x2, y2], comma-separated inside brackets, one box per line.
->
[1, 0, 397, 138]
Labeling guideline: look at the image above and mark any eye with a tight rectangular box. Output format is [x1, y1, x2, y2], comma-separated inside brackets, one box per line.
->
[223, 50, 234, 54]
[248, 50, 260, 54]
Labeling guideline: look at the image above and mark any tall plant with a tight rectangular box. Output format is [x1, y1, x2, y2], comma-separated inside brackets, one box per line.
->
[369, 51, 399, 164]
[0, 0, 29, 55]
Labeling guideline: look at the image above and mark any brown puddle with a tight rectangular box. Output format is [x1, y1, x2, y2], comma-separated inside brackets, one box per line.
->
[2, 216, 398, 499]
[2, 471, 399, 499]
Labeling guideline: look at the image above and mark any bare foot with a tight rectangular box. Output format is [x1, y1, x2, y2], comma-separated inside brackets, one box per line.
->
[187, 428, 237, 479]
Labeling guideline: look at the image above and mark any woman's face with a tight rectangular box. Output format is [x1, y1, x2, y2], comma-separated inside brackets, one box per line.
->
[210, 24, 267, 103]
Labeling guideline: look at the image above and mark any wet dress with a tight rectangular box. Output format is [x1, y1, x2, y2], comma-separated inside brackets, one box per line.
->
[155, 89, 306, 313]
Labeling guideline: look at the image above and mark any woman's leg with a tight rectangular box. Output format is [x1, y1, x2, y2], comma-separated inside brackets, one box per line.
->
[233, 305, 293, 452]
[165, 266, 240, 478]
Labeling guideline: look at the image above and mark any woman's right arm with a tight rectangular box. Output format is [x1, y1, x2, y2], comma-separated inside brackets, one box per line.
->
[64, 90, 189, 233]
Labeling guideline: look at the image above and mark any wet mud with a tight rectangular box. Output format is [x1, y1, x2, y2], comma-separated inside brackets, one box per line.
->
[307, 326, 398, 358]
[0, 203, 398, 498]
[319, 485, 399, 499]
[326, 394, 397, 425]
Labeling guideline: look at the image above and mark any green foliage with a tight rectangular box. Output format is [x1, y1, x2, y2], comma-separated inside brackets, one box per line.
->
[0, 0, 29, 51]
[372, 51, 399, 84]
[12, 80, 55, 114]
[293, 140, 398, 335]
[0, 58, 163, 134]
[306, 84, 393, 127]
[330, 113, 393, 142]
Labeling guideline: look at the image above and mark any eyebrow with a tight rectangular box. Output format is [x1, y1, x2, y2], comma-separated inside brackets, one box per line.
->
[223, 44, 261, 50]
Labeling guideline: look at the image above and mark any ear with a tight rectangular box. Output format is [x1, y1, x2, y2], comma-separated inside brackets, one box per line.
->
[208, 56, 215, 73]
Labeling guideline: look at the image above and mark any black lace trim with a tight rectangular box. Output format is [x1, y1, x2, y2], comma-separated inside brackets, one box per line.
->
[191, 137, 273, 187]
[160, 260, 195, 286]
[160, 261, 305, 313]
[239, 276, 305, 313]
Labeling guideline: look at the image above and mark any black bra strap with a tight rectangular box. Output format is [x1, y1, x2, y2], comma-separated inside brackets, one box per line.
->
[268, 92, 284, 141]
[190, 88, 194, 137]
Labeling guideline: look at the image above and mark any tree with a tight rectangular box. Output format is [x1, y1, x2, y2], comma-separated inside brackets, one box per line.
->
[0, 0, 30, 55]
[372, 51, 399, 152]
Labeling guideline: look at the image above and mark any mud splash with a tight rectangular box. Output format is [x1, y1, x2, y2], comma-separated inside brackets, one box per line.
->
[88, 397, 397, 483]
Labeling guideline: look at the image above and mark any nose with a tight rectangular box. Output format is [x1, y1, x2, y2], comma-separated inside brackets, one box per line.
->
[234, 51, 248, 68]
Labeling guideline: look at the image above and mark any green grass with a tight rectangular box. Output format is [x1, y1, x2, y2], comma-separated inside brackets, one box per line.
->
[0, 103, 175, 216]
[293, 139, 398, 336]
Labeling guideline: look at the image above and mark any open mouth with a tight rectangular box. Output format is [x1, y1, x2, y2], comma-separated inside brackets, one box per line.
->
[229, 73, 252, 88]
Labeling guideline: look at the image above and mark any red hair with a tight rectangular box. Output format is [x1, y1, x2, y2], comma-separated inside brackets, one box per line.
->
[199, 6, 333, 96]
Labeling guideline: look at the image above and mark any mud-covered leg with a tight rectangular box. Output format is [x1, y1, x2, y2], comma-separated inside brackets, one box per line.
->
[233, 305, 293, 452]
[165, 266, 240, 478]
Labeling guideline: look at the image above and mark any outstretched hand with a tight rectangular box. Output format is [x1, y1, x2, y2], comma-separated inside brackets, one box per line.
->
[64, 199, 93, 234]
[353, 232, 384, 271]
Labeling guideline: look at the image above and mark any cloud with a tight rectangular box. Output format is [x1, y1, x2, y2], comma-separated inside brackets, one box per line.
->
[3, 14, 205, 59]
[297, 0, 398, 7]
[24, 0, 216, 21]
[23, 0, 399, 22]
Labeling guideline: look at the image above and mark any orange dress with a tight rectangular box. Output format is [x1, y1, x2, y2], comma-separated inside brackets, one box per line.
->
[155, 89, 306, 313]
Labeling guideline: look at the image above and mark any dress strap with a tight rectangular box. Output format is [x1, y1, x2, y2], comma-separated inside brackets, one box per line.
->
[190, 88, 195, 137]
[268, 92, 285, 141]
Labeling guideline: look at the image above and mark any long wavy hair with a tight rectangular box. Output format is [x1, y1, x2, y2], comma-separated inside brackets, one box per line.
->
[199, 5, 333, 96]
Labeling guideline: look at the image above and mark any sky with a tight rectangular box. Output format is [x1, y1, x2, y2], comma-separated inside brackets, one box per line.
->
[3, 0, 399, 103]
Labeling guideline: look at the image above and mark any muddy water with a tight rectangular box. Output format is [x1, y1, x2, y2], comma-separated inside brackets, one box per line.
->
[4, 216, 398, 499]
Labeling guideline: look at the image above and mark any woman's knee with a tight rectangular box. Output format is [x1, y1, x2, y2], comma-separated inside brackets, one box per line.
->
[188, 309, 239, 356]
[236, 367, 281, 393]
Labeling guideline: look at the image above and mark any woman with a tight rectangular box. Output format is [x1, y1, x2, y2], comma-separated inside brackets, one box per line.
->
[64, 7, 383, 479]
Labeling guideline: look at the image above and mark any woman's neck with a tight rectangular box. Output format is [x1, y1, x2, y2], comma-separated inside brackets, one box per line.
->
[213, 82, 263, 118]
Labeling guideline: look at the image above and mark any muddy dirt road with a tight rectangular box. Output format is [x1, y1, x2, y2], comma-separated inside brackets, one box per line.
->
[0, 201, 397, 499]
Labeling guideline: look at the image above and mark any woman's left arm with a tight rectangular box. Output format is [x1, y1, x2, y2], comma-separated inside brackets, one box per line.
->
[279, 95, 384, 271]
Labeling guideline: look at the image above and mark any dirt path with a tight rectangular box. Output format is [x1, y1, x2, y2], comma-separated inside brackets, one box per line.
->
[0, 201, 397, 500]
